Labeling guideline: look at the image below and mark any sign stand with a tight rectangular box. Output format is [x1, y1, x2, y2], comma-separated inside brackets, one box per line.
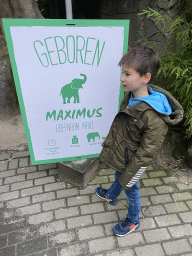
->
[58, 158, 99, 188]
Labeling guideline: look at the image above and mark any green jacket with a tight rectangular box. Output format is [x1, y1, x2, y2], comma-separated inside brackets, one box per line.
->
[100, 84, 184, 190]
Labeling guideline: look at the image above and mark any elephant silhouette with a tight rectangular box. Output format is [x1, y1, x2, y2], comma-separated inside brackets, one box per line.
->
[60, 73, 87, 104]
[87, 132, 100, 142]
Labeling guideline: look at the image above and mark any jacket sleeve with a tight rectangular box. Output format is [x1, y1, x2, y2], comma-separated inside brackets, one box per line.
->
[119, 112, 168, 190]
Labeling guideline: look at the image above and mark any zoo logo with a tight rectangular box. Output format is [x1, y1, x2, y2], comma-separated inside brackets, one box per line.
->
[60, 73, 87, 104]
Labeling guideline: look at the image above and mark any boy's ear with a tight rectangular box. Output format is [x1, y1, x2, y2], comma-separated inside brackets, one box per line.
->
[143, 72, 151, 84]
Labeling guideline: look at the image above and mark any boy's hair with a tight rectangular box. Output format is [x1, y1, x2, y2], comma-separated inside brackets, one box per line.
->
[119, 46, 160, 80]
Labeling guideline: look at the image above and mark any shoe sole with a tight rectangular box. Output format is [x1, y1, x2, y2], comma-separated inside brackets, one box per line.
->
[95, 191, 118, 205]
[113, 224, 139, 237]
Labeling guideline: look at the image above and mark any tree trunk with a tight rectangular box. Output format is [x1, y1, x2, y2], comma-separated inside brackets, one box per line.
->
[0, 0, 44, 120]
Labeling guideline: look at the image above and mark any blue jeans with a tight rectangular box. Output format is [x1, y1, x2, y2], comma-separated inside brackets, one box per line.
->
[106, 171, 140, 224]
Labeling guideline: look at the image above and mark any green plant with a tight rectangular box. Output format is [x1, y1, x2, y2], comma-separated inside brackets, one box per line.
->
[137, 7, 192, 138]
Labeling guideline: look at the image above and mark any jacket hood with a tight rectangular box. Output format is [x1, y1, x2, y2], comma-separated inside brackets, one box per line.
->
[122, 84, 184, 126]
[149, 84, 183, 125]
[129, 85, 172, 115]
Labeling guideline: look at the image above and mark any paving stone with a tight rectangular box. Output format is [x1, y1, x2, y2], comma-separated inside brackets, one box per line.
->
[55, 207, 79, 219]
[104, 223, 115, 236]
[20, 186, 43, 197]
[0, 161, 8, 171]
[117, 232, 145, 247]
[19, 158, 29, 168]
[143, 228, 171, 243]
[140, 197, 151, 206]
[35, 176, 55, 185]
[150, 194, 173, 204]
[67, 215, 92, 228]
[101, 183, 113, 190]
[89, 237, 116, 254]
[28, 211, 53, 225]
[38, 163, 57, 171]
[79, 185, 98, 195]
[168, 224, 192, 238]
[0, 179, 2, 186]
[172, 192, 192, 201]
[0, 169, 15, 178]
[0, 191, 19, 202]
[142, 205, 166, 216]
[162, 176, 178, 184]
[17, 166, 37, 174]
[32, 192, 55, 203]
[89, 176, 109, 184]
[42, 199, 65, 211]
[8, 226, 37, 245]
[106, 249, 135, 256]
[0, 218, 26, 235]
[27, 171, 47, 180]
[16, 204, 41, 217]
[0, 234, 7, 248]
[31, 248, 57, 256]
[176, 183, 192, 191]
[140, 172, 148, 179]
[98, 169, 115, 176]
[155, 214, 181, 227]
[0, 209, 14, 222]
[164, 202, 189, 213]
[8, 159, 19, 170]
[142, 178, 162, 187]
[67, 195, 90, 206]
[109, 175, 115, 182]
[7, 197, 30, 209]
[11, 180, 33, 191]
[163, 239, 192, 255]
[148, 170, 167, 178]
[0, 245, 15, 256]
[57, 188, 78, 198]
[140, 187, 157, 197]
[93, 211, 118, 224]
[80, 202, 104, 214]
[78, 225, 104, 240]
[4, 174, 25, 184]
[57, 242, 88, 256]
[0, 153, 11, 161]
[39, 220, 66, 235]
[0, 185, 9, 193]
[186, 200, 192, 209]
[179, 211, 192, 223]
[16, 236, 47, 256]
[12, 151, 30, 158]
[49, 169, 59, 175]
[106, 199, 128, 211]
[134, 243, 165, 256]
[155, 185, 176, 194]
[48, 231, 76, 247]
[139, 217, 156, 230]
[44, 182, 66, 192]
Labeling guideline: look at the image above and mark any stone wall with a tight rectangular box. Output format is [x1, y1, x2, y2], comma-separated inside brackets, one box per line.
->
[98, 0, 180, 49]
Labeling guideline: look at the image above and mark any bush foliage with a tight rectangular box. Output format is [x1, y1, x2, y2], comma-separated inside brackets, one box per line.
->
[137, 7, 192, 138]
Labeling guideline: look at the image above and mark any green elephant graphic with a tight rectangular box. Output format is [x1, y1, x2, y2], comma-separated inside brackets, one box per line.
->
[87, 132, 100, 142]
[60, 73, 87, 104]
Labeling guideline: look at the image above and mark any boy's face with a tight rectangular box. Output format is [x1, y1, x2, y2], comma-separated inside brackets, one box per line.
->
[121, 65, 147, 94]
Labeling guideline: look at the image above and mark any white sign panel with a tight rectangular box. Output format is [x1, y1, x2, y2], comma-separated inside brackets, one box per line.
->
[3, 19, 129, 164]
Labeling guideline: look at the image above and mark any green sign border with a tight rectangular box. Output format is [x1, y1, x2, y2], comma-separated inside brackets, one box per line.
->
[2, 19, 130, 165]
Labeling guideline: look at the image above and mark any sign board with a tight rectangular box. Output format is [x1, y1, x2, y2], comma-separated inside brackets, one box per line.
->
[3, 19, 129, 165]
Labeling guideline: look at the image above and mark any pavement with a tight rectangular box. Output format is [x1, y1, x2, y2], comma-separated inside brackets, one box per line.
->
[0, 115, 192, 256]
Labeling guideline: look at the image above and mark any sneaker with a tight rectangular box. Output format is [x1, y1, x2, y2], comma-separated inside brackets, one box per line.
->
[113, 217, 140, 236]
[95, 187, 118, 205]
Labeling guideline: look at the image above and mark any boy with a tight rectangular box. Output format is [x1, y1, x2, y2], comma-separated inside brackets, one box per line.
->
[96, 46, 183, 236]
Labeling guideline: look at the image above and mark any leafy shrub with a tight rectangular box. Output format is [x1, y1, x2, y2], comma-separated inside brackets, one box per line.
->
[137, 7, 192, 138]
